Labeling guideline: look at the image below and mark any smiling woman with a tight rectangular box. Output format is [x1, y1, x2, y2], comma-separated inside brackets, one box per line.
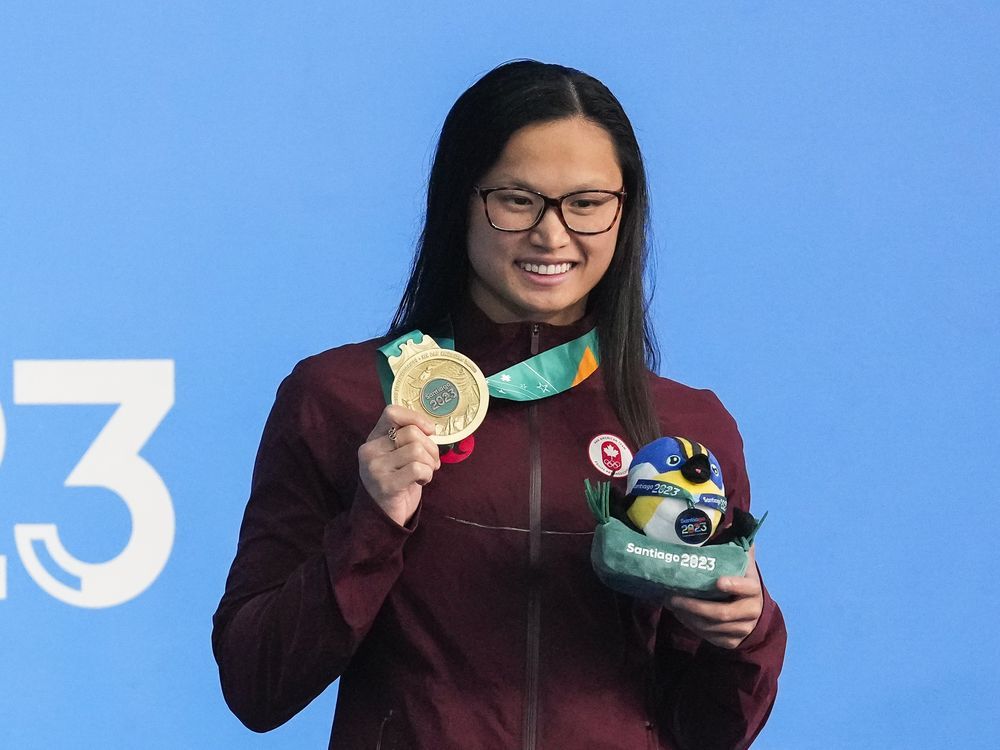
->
[213, 60, 786, 750]
[392, 61, 661, 448]
[466, 117, 623, 326]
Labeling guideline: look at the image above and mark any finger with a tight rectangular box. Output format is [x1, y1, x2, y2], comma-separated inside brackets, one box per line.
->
[667, 593, 758, 624]
[358, 430, 434, 465]
[716, 574, 761, 598]
[387, 441, 440, 473]
[667, 594, 731, 620]
[680, 623, 755, 649]
[365, 470, 429, 500]
[411, 462, 435, 486]
[366, 405, 436, 442]
[676, 602, 761, 642]
[716, 545, 761, 596]
[392, 424, 440, 449]
[382, 404, 437, 435]
[673, 609, 756, 639]
[364, 451, 435, 493]
[390, 426, 441, 467]
[381, 460, 435, 492]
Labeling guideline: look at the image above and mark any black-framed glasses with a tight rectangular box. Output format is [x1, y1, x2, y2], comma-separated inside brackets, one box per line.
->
[474, 186, 626, 235]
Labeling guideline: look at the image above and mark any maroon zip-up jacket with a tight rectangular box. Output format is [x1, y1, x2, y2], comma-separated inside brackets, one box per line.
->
[213, 305, 786, 749]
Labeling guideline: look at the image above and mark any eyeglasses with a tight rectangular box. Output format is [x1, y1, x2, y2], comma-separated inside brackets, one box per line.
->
[473, 186, 626, 235]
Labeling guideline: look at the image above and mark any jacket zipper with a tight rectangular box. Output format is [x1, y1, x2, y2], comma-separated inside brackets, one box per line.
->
[375, 708, 394, 750]
[522, 323, 542, 750]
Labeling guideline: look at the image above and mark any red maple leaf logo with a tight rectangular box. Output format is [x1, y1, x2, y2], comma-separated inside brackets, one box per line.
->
[601, 441, 622, 471]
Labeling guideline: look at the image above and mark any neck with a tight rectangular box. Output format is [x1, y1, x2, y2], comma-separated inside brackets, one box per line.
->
[468, 289, 587, 326]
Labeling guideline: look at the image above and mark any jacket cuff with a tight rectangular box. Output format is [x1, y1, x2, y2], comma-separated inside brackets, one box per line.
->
[347, 484, 422, 539]
[325, 486, 420, 631]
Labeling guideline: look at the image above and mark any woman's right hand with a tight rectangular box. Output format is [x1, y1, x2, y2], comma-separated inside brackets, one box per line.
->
[358, 405, 441, 526]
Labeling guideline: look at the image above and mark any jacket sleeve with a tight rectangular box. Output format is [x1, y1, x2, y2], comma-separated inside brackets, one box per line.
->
[654, 391, 787, 750]
[211, 365, 413, 732]
[654, 577, 786, 749]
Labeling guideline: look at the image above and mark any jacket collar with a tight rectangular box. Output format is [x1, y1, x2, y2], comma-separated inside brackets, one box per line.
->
[451, 297, 597, 374]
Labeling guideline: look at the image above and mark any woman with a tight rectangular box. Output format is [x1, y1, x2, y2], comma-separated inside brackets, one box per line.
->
[213, 60, 786, 749]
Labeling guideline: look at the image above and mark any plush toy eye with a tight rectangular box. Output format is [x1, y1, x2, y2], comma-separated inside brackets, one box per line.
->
[711, 464, 720, 476]
[667, 455, 681, 466]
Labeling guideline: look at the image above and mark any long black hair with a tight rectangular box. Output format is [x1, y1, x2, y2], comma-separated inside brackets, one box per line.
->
[390, 60, 660, 447]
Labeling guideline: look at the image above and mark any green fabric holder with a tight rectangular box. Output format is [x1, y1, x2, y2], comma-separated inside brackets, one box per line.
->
[585, 479, 766, 601]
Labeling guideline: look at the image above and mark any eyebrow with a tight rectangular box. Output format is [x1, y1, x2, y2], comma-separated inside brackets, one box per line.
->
[481, 176, 620, 193]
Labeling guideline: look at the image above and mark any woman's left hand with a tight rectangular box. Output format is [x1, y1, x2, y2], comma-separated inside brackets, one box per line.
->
[664, 546, 763, 650]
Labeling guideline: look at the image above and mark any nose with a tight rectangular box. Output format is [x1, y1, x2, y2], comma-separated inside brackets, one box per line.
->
[680, 454, 711, 484]
[528, 203, 571, 249]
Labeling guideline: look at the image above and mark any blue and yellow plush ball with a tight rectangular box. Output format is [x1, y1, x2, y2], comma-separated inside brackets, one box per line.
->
[625, 436, 728, 546]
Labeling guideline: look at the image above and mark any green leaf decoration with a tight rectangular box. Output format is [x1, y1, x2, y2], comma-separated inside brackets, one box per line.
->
[584, 479, 611, 524]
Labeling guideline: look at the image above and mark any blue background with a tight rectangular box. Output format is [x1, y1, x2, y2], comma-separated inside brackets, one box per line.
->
[2, 2, 997, 748]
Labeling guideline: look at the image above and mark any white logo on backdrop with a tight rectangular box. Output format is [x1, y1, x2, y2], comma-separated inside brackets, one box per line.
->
[1, 360, 175, 608]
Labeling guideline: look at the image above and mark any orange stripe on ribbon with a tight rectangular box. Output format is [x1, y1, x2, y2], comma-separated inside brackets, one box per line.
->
[570, 346, 599, 387]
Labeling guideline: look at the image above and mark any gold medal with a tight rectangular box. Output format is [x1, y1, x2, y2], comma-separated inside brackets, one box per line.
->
[387, 335, 489, 445]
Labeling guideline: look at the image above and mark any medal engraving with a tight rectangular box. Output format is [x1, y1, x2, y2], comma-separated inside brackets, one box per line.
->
[421, 378, 460, 417]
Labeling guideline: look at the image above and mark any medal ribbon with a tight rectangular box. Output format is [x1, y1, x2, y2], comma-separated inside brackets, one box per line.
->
[485, 328, 599, 401]
[376, 328, 600, 404]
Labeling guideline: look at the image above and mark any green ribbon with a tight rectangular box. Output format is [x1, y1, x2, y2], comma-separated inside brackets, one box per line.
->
[485, 328, 599, 401]
[377, 327, 600, 405]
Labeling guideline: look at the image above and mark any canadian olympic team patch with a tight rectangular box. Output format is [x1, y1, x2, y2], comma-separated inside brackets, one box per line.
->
[588, 434, 632, 478]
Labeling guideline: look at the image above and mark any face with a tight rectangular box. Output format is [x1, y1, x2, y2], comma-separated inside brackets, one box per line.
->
[466, 117, 623, 325]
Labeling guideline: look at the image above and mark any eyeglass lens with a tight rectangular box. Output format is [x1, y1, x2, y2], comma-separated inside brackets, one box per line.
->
[484, 189, 620, 233]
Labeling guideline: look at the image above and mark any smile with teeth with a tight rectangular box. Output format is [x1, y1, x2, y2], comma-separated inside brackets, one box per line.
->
[518, 261, 574, 276]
